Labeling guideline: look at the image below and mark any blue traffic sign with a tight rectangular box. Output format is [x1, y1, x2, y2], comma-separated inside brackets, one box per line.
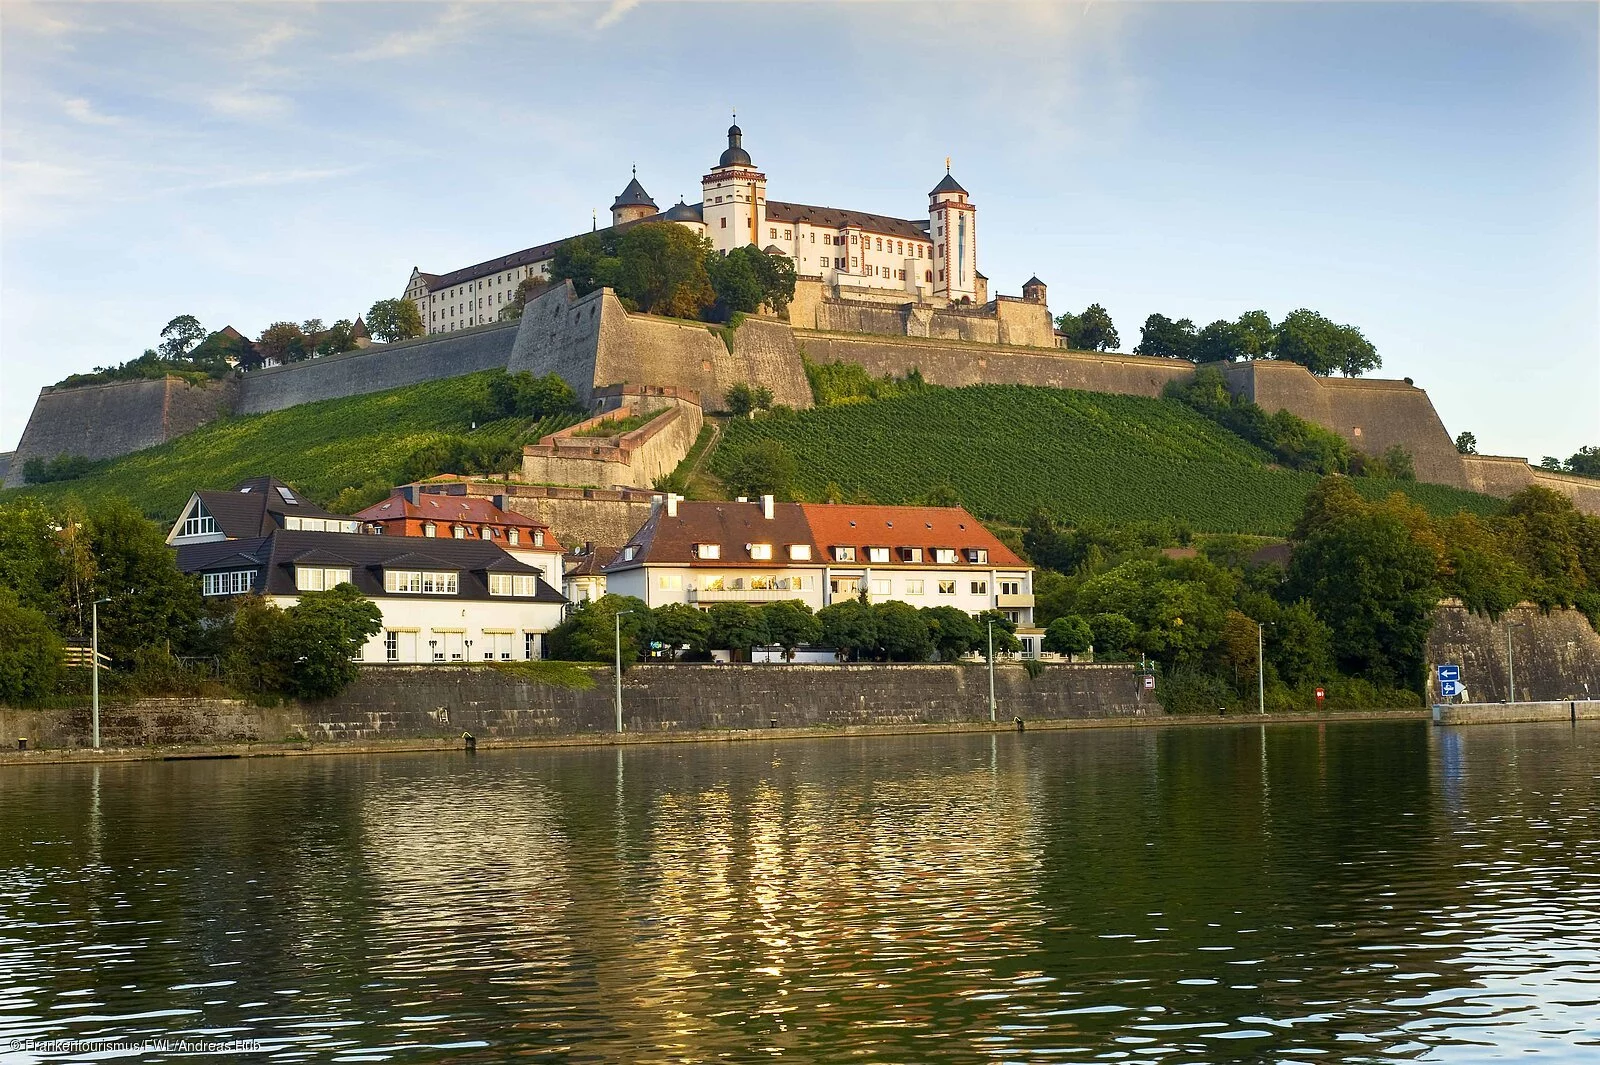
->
[1436, 664, 1459, 683]
[1437, 664, 1461, 698]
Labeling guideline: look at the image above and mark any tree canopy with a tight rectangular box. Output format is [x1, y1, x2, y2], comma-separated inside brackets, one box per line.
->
[1055, 303, 1120, 352]
[366, 298, 425, 343]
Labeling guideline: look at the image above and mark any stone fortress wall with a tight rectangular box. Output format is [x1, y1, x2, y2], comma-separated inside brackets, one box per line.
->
[7, 278, 1596, 515]
[520, 385, 704, 490]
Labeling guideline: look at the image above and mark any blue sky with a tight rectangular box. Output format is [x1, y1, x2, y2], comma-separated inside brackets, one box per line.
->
[3, 1, 1596, 460]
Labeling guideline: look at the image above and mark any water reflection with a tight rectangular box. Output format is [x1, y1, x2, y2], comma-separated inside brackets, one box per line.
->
[0, 721, 1596, 1061]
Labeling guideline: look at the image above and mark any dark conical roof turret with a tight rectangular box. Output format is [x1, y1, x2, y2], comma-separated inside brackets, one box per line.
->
[931, 171, 967, 196]
[611, 166, 657, 210]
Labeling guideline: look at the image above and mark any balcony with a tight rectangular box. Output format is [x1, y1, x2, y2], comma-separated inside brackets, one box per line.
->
[996, 593, 1036, 609]
[689, 587, 801, 604]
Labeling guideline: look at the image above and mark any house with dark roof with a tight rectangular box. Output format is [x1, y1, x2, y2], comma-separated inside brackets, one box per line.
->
[352, 487, 563, 584]
[603, 494, 1038, 648]
[167, 478, 569, 662]
[403, 124, 993, 334]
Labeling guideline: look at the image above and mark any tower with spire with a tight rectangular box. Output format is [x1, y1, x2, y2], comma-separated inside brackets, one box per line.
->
[611, 166, 658, 226]
[701, 117, 766, 255]
[929, 158, 977, 302]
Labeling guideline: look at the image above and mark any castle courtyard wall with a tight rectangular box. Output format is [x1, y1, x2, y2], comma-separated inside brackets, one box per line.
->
[521, 393, 703, 490]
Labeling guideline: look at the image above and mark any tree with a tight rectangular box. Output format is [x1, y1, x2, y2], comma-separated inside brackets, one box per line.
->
[1194, 320, 1245, 364]
[706, 603, 770, 660]
[1439, 512, 1526, 620]
[1236, 310, 1275, 359]
[1455, 431, 1478, 456]
[315, 319, 358, 357]
[255, 321, 308, 364]
[977, 609, 1022, 654]
[300, 318, 325, 338]
[1055, 303, 1120, 352]
[1043, 615, 1093, 658]
[651, 602, 711, 659]
[366, 298, 424, 342]
[1089, 613, 1137, 658]
[1564, 446, 1600, 479]
[1267, 600, 1334, 689]
[724, 383, 759, 417]
[548, 595, 652, 667]
[280, 584, 382, 699]
[1134, 314, 1198, 360]
[921, 605, 981, 661]
[499, 276, 549, 321]
[750, 246, 797, 315]
[918, 482, 962, 508]
[817, 599, 877, 661]
[1217, 609, 1261, 691]
[762, 600, 820, 661]
[720, 441, 797, 499]
[84, 498, 202, 665]
[485, 370, 580, 420]
[873, 601, 932, 661]
[0, 590, 61, 704]
[613, 222, 715, 319]
[157, 315, 206, 360]
[1272, 308, 1380, 377]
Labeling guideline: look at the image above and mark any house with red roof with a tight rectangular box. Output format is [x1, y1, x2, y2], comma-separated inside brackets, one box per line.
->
[353, 486, 563, 587]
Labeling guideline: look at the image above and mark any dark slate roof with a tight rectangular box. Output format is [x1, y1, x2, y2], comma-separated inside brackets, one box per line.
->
[765, 201, 931, 243]
[191, 477, 342, 539]
[717, 123, 754, 168]
[611, 173, 657, 210]
[661, 200, 703, 223]
[176, 530, 566, 603]
[931, 172, 968, 196]
[1023, 275, 1046, 288]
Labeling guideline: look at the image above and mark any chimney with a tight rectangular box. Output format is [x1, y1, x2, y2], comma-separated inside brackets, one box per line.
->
[667, 493, 680, 518]
[400, 484, 417, 504]
[492, 493, 506, 511]
[761, 494, 775, 520]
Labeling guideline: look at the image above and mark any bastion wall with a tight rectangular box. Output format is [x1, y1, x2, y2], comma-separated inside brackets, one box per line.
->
[1425, 602, 1600, 703]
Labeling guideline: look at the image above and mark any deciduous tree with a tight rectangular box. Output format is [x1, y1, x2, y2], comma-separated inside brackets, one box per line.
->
[366, 298, 424, 342]
[706, 603, 770, 660]
[873, 600, 932, 661]
[1043, 615, 1093, 658]
[762, 600, 820, 660]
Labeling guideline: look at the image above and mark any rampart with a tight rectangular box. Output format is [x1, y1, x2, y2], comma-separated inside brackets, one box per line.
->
[414, 478, 663, 548]
[521, 386, 703, 489]
[1461, 455, 1600, 513]
[1425, 601, 1600, 703]
[5, 375, 235, 487]
[0, 661, 1149, 749]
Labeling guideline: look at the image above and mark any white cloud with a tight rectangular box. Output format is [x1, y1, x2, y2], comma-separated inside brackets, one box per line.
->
[243, 20, 303, 58]
[207, 88, 293, 121]
[345, 3, 476, 61]
[2, 0, 91, 38]
[61, 96, 121, 125]
[595, 0, 642, 30]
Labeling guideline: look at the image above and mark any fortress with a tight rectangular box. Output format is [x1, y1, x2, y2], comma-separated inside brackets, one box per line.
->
[6, 122, 1596, 515]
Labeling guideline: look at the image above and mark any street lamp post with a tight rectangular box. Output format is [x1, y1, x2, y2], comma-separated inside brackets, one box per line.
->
[91, 597, 110, 749]
[615, 609, 634, 734]
[1257, 621, 1266, 716]
[986, 619, 996, 723]
[1506, 620, 1517, 705]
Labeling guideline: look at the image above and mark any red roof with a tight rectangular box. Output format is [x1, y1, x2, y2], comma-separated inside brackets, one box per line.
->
[354, 492, 563, 550]
[799, 504, 1026, 568]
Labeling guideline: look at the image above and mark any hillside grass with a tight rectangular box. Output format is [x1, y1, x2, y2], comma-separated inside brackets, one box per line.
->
[711, 384, 1503, 536]
[5, 372, 573, 521]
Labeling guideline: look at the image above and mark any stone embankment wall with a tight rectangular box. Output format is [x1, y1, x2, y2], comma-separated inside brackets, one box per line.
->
[1, 662, 1150, 749]
[1461, 455, 1600, 513]
[1426, 602, 1600, 703]
[5, 376, 235, 487]
[521, 388, 703, 489]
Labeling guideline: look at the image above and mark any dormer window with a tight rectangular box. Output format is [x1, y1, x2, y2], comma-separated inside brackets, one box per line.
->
[967, 548, 989, 564]
[900, 547, 923, 563]
[453, 525, 466, 539]
[867, 547, 890, 564]
[508, 529, 520, 546]
[788, 544, 812, 561]
[694, 543, 721, 560]
[934, 548, 958, 565]
[623, 545, 638, 562]
[533, 530, 544, 547]
[833, 546, 856, 563]
[423, 522, 436, 537]
[749, 543, 772, 560]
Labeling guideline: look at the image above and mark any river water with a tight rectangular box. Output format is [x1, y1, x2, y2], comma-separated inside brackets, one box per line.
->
[1, 720, 1597, 1062]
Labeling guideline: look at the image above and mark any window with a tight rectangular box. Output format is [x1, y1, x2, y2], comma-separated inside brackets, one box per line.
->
[833, 546, 856, 563]
[850, 257, 857, 268]
[481, 527, 493, 540]
[525, 633, 537, 660]
[971, 581, 989, 595]
[784, 229, 791, 240]
[276, 486, 298, 504]
[871, 578, 892, 596]
[385, 570, 458, 594]
[905, 579, 925, 595]
[867, 547, 890, 563]
[1001, 580, 1022, 595]
[934, 548, 958, 565]
[702, 575, 725, 591]
[489, 574, 539, 596]
[967, 548, 990, 564]
[939, 580, 957, 595]
[453, 525, 466, 539]
[695, 543, 721, 560]
[180, 506, 217, 538]
[876, 238, 883, 250]
[285, 516, 360, 533]
[202, 570, 254, 596]
[720, 217, 727, 228]
[508, 529, 519, 545]
[623, 545, 638, 562]
[749, 543, 772, 560]
[850, 234, 858, 245]
[770, 227, 777, 239]
[423, 522, 436, 537]
[385, 631, 399, 662]
[657, 574, 683, 591]
[296, 566, 352, 592]
[831, 576, 861, 596]
[788, 544, 812, 561]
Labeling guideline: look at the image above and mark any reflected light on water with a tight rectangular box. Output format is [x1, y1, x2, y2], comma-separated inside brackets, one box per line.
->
[0, 720, 1597, 1061]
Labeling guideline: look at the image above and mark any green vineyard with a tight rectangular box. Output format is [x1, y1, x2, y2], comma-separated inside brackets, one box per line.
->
[712, 384, 1503, 535]
[6, 372, 574, 520]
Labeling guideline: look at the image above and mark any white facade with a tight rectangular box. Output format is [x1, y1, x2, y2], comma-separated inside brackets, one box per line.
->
[262, 593, 565, 664]
[408, 263, 548, 336]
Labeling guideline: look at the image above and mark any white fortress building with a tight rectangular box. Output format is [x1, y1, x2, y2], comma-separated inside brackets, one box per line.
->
[404, 123, 987, 335]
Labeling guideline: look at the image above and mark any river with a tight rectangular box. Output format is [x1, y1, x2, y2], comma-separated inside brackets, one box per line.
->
[1, 720, 1597, 1062]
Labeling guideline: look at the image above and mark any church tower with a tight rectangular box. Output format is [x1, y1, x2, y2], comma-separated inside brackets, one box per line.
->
[610, 167, 658, 226]
[929, 164, 977, 302]
[701, 122, 766, 256]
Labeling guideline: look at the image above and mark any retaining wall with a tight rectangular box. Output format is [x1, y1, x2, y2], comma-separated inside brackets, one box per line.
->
[1, 662, 1149, 749]
[1462, 455, 1600, 513]
[414, 479, 661, 548]
[1432, 700, 1600, 726]
[521, 393, 703, 489]
[1425, 601, 1600, 703]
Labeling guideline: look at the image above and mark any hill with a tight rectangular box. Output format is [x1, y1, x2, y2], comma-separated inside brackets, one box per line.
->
[4, 372, 578, 520]
[711, 384, 1502, 536]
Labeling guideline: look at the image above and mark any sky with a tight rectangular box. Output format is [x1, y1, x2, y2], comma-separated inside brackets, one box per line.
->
[2, 0, 1596, 460]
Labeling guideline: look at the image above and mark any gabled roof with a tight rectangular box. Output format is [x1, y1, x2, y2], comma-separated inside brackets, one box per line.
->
[800, 504, 1027, 567]
[354, 491, 560, 548]
[175, 530, 566, 603]
[1023, 275, 1046, 288]
[930, 172, 968, 196]
[187, 477, 344, 540]
[565, 544, 618, 577]
[605, 500, 814, 571]
[765, 201, 931, 243]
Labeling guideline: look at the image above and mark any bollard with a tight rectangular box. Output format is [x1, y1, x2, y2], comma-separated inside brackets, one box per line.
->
[16, 738, 25, 752]
[1574, 701, 1579, 725]
[1218, 706, 1226, 717]
[770, 719, 778, 729]
[1014, 716, 1025, 733]
[462, 731, 476, 752]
